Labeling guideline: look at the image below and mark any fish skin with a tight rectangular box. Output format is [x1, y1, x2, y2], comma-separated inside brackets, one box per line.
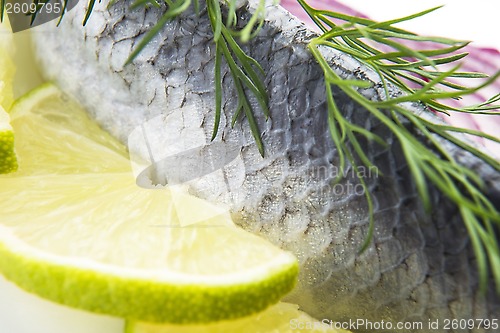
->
[31, 0, 499, 331]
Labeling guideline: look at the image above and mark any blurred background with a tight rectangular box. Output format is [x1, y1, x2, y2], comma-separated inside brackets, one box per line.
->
[339, 0, 500, 50]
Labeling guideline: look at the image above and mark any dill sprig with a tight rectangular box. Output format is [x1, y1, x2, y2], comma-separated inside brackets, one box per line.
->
[298, 0, 500, 290]
[206, 0, 269, 154]
[125, 0, 193, 64]
[122, 0, 269, 154]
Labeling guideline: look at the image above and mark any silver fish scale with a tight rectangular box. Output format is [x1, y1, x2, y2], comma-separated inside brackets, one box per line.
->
[32, 0, 499, 331]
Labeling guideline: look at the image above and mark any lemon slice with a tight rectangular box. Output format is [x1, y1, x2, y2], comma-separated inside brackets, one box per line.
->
[0, 84, 299, 324]
[126, 302, 350, 333]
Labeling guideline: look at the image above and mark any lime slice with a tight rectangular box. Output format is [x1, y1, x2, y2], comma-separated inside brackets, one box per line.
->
[0, 84, 299, 324]
[9, 83, 129, 175]
[0, 105, 17, 173]
[126, 302, 350, 333]
[0, 21, 17, 174]
[0, 20, 15, 110]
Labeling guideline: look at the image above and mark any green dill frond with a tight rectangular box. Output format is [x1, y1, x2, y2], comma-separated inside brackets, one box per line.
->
[298, 0, 500, 290]
[207, 0, 269, 154]
[0, 0, 6, 22]
[120, 0, 269, 154]
[83, 0, 100, 25]
[125, 0, 193, 64]
[57, 0, 71, 26]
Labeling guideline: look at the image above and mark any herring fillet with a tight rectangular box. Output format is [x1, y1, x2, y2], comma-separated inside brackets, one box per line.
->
[31, 0, 499, 331]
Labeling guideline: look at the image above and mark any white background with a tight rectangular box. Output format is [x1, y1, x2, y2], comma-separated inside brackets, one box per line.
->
[338, 0, 500, 50]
